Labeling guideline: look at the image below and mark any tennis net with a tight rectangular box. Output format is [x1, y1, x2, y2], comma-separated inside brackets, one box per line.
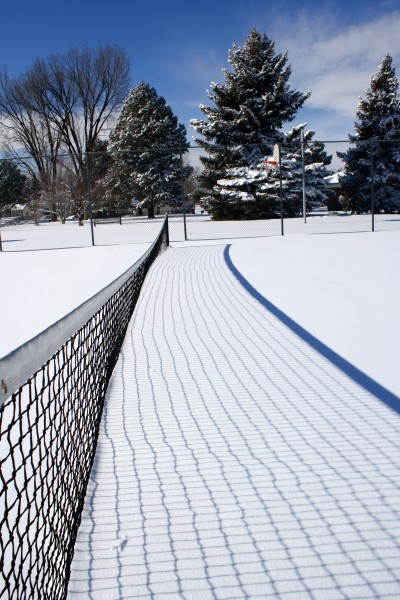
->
[0, 217, 168, 599]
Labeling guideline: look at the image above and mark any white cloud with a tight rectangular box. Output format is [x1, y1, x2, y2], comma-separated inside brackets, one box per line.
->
[167, 48, 226, 86]
[278, 10, 400, 119]
[309, 13, 400, 72]
[306, 69, 369, 117]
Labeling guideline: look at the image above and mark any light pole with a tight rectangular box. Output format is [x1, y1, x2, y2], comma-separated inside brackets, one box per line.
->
[301, 129, 307, 224]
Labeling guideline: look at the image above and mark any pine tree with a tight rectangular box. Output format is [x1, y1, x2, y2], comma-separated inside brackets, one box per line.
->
[276, 125, 334, 217]
[338, 54, 400, 213]
[0, 160, 27, 210]
[191, 29, 310, 220]
[219, 125, 333, 219]
[106, 83, 189, 217]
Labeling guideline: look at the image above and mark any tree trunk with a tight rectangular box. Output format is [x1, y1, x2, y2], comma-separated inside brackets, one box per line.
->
[51, 202, 58, 222]
[147, 203, 155, 218]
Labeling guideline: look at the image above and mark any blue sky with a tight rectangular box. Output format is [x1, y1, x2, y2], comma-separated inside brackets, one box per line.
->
[1, 0, 400, 143]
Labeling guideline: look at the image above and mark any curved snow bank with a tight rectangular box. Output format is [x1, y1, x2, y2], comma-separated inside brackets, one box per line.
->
[229, 230, 400, 397]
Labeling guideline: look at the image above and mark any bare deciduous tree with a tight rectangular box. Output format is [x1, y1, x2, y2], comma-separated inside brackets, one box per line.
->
[0, 45, 130, 219]
[0, 69, 62, 186]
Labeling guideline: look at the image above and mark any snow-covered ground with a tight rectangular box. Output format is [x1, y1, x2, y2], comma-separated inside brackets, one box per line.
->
[0, 243, 154, 358]
[229, 231, 400, 399]
[0, 216, 164, 251]
[1, 220, 400, 599]
[4, 224, 397, 395]
[1, 211, 400, 253]
[68, 228, 399, 599]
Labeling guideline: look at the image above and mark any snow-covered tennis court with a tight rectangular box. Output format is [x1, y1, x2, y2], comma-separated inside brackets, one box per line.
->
[61, 229, 400, 599]
[0, 216, 164, 251]
[1, 220, 400, 599]
[1, 210, 400, 253]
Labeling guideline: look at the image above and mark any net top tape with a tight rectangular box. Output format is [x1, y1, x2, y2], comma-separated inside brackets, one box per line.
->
[0, 221, 164, 406]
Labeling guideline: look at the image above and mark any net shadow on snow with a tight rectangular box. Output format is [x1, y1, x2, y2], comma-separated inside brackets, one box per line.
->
[68, 244, 400, 599]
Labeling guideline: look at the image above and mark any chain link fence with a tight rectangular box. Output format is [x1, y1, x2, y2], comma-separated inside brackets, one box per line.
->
[1, 139, 400, 251]
[181, 140, 400, 241]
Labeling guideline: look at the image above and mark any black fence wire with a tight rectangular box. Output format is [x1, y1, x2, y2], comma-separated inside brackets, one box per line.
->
[0, 218, 168, 599]
[2, 139, 400, 251]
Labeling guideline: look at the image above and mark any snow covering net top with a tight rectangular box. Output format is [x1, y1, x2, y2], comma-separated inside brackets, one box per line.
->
[0, 218, 168, 600]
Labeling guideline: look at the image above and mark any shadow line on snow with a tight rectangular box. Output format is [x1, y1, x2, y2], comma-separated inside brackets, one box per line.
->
[224, 244, 400, 416]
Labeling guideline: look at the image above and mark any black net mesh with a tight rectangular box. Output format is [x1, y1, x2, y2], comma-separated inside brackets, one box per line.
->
[0, 219, 167, 599]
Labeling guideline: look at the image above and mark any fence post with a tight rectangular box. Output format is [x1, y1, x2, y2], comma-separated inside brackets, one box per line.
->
[180, 147, 187, 241]
[370, 141, 375, 232]
[165, 213, 170, 246]
[301, 130, 307, 224]
[278, 142, 284, 236]
[85, 151, 95, 246]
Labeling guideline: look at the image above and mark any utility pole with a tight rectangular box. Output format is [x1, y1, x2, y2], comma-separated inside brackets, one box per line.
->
[301, 129, 307, 224]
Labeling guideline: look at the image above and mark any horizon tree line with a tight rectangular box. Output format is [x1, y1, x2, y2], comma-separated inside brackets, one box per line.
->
[1, 34, 399, 220]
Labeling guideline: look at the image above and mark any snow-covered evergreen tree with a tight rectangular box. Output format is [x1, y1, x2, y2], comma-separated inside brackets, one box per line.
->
[190, 29, 310, 220]
[0, 160, 27, 210]
[338, 54, 400, 213]
[269, 125, 334, 217]
[106, 83, 189, 217]
[215, 125, 333, 219]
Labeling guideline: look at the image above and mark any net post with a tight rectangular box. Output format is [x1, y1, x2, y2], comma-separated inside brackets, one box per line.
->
[165, 213, 170, 246]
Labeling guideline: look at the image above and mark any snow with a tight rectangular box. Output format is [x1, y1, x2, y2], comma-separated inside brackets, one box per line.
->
[1, 218, 400, 598]
[324, 171, 343, 184]
[0, 217, 164, 358]
[0, 218, 163, 252]
[0, 243, 152, 359]
[229, 231, 400, 398]
[68, 227, 399, 598]
[2, 216, 399, 386]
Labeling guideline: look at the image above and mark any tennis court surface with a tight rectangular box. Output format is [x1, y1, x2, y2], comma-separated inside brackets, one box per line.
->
[68, 236, 400, 600]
